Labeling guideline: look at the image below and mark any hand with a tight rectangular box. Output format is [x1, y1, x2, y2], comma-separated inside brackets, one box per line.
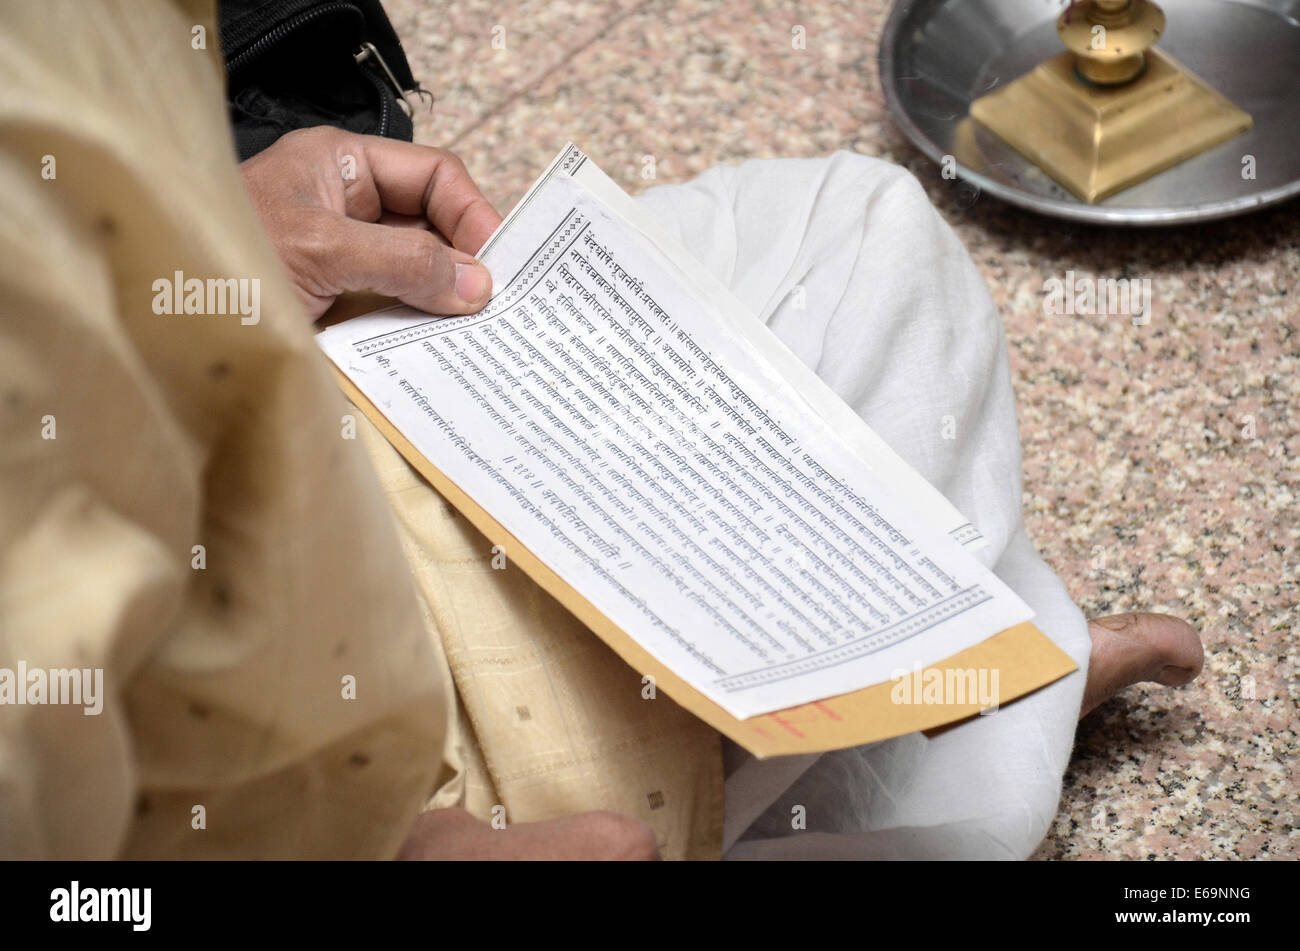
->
[240, 127, 503, 320]
[397, 807, 662, 861]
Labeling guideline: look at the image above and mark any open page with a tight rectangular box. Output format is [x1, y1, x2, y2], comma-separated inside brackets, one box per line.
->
[317, 145, 1035, 720]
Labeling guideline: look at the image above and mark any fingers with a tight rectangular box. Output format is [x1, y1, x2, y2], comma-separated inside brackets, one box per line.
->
[305, 213, 492, 315]
[374, 212, 444, 241]
[239, 128, 500, 318]
[358, 136, 504, 254]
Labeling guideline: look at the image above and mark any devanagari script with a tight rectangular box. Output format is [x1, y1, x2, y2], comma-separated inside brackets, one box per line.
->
[317, 145, 1034, 718]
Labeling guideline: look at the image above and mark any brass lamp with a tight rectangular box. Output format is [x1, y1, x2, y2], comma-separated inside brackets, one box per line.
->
[969, 0, 1253, 203]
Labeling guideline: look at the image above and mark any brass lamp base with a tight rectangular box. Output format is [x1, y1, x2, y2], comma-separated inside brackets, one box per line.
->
[969, 49, 1252, 203]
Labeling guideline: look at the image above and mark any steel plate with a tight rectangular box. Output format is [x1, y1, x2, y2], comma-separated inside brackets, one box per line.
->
[879, 0, 1300, 225]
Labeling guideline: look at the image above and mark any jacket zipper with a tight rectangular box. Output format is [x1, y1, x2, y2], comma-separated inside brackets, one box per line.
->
[226, 2, 359, 76]
[360, 66, 392, 137]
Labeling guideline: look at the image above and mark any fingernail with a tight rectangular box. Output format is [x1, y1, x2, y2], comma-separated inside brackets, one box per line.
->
[455, 262, 489, 304]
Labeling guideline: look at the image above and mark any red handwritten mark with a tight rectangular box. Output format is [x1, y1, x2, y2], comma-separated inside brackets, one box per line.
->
[813, 701, 843, 722]
[771, 714, 805, 738]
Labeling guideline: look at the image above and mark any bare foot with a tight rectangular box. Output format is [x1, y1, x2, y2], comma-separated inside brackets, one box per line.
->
[1080, 612, 1203, 719]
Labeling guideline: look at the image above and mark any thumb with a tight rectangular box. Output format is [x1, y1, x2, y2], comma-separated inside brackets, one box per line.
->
[321, 214, 493, 315]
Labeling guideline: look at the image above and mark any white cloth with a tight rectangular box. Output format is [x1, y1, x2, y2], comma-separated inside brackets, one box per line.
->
[635, 153, 1092, 859]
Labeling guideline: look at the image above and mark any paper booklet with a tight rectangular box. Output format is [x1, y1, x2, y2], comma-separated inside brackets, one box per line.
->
[316, 144, 1076, 758]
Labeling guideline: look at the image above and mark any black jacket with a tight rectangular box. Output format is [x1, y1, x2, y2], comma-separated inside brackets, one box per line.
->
[218, 0, 422, 159]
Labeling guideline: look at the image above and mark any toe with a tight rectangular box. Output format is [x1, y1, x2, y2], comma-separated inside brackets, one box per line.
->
[1155, 663, 1199, 687]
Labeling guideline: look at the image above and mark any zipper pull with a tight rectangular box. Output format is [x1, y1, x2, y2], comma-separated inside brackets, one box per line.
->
[355, 42, 424, 117]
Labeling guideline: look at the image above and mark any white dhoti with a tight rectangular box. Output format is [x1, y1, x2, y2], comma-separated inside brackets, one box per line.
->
[635, 153, 1093, 859]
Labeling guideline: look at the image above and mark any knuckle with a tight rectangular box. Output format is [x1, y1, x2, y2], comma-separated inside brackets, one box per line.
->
[428, 145, 463, 168]
[278, 126, 351, 165]
[426, 145, 470, 182]
[446, 151, 469, 175]
[294, 213, 338, 266]
[286, 216, 348, 297]
[407, 231, 448, 278]
[297, 125, 344, 147]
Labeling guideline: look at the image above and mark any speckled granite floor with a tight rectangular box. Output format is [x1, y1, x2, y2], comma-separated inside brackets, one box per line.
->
[384, 0, 1298, 859]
